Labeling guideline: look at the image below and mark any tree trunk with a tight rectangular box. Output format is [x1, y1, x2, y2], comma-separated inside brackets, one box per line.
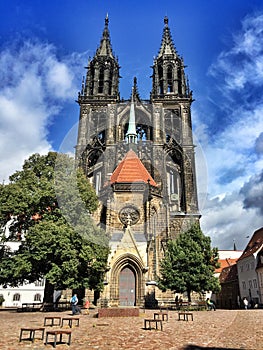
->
[187, 289, 191, 302]
[43, 280, 54, 303]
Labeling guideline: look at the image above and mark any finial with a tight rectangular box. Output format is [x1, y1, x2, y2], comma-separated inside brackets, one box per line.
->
[105, 13, 109, 26]
[164, 16, 168, 26]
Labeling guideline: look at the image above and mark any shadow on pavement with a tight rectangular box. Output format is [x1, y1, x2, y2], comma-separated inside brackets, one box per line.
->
[184, 346, 241, 350]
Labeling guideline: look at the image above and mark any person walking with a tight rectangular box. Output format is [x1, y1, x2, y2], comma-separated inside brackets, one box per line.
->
[70, 293, 79, 315]
[243, 297, 248, 310]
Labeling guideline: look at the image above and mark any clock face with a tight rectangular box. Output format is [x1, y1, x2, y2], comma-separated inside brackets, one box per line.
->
[119, 206, 140, 226]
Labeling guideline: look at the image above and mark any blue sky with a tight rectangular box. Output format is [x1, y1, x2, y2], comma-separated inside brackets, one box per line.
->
[1, 0, 263, 250]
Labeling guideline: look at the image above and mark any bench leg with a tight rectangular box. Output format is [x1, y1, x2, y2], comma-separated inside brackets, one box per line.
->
[68, 332, 72, 345]
[31, 330, 35, 343]
[19, 329, 36, 343]
[53, 333, 57, 348]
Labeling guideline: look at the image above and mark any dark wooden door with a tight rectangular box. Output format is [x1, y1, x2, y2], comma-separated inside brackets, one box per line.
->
[119, 267, 136, 306]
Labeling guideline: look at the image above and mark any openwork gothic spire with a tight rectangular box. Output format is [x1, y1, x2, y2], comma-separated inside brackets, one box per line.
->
[78, 15, 120, 103]
[151, 17, 191, 100]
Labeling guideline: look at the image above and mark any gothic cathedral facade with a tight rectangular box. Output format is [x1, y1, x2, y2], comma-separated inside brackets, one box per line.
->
[75, 16, 200, 306]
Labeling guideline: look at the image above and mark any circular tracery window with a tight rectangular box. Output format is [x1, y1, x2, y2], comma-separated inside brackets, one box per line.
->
[119, 206, 140, 226]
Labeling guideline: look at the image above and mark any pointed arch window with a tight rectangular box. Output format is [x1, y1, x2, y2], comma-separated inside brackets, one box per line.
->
[167, 165, 181, 211]
[98, 67, 104, 93]
[158, 65, 164, 94]
[95, 171, 102, 194]
[177, 67, 182, 95]
[167, 66, 173, 93]
[108, 68, 113, 95]
[89, 65, 95, 95]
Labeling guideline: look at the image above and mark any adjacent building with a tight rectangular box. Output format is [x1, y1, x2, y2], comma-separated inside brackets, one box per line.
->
[212, 250, 242, 309]
[237, 227, 263, 306]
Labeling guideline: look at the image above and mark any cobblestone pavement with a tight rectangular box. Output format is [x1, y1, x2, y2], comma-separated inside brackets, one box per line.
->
[0, 308, 262, 350]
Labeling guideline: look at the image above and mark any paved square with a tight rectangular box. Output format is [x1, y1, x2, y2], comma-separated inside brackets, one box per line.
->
[0, 309, 262, 349]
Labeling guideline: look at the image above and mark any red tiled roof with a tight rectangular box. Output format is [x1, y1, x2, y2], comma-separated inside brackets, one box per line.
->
[215, 258, 238, 273]
[238, 227, 263, 261]
[110, 149, 157, 186]
[219, 264, 238, 283]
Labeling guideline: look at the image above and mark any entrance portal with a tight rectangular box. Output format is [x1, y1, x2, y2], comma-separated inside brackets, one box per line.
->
[119, 267, 136, 306]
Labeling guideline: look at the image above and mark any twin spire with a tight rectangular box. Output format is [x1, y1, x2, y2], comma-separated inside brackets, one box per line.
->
[157, 16, 178, 59]
[96, 13, 115, 58]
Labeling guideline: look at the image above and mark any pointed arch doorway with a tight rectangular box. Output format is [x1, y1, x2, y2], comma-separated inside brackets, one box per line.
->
[119, 267, 136, 306]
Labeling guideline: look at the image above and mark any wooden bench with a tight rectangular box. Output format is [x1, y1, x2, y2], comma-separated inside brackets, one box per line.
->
[62, 317, 80, 328]
[19, 327, 45, 343]
[45, 330, 72, 348]
[18, 302, 43, 312]
[144, 318, 163, 331]
[44, 316, 61, 327]
[153, 311, 168, 321]
[178, 311, 193, 321]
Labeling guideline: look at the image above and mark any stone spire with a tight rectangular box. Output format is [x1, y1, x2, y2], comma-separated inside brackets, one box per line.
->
[151, 17, 190, 100]
[80, 15, 120, 101]
[156, 16, 178, 59]
[95, 14, 115, 58]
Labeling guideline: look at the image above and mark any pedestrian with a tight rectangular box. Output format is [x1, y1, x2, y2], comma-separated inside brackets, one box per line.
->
[83, 298, 90, 315]
[206, 298, 216, 311]
[70, 293, 81, 315]
[243, 297, 248, 310]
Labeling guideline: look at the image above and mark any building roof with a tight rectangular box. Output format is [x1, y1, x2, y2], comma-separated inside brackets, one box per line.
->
[215, 258, 239, 274]
[219, 264, 238, 283]
[110, 149, 157, 186]
[238, 227, 263, 261]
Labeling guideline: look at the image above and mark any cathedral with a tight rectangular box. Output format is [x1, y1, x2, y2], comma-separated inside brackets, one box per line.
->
[75, 16, 200, 307]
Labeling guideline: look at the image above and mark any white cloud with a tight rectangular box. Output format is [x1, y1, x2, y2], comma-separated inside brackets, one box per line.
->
[0, 39, 85, 182]
[196, 12, 263, 249]
[209, 14, 263, 92]
[200, 191, 262, 250]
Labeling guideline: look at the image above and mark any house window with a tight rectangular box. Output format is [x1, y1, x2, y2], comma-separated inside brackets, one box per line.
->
[251, 261, 254, 269]
[245, 263, 249, 271]
[253, 279, 257, 288]
[13, 293, 21, 301]
[34, 293, 42, 302]
[240, 265, 243, 272]
[242, 281, 246, 290]
[249, 280, 253, 289]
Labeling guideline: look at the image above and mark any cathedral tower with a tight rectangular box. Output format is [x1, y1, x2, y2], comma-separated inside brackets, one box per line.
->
[75, 16, 200, 306]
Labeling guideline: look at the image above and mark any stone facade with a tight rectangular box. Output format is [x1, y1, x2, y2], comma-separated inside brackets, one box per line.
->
[75, 16, 200, 306]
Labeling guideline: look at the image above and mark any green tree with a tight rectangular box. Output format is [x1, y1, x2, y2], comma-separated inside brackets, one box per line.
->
[158, 223, 220, 301]
[0, 152, 109, 302]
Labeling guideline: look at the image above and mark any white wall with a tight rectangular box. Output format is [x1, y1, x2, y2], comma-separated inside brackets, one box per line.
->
[237, 255, 260, 303]
[0, 282, 45, 307]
